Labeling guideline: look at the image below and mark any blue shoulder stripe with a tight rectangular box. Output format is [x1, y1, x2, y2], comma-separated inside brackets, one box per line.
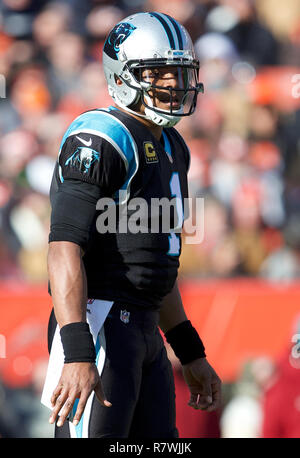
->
[58, 108, 139, 202]
[162, 130, 172, 159]
[59, 108, 133, 162]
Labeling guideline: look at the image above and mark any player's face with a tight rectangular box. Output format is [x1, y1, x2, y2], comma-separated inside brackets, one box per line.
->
[140, 66, 196, 114]
[141, 67, 182, 110]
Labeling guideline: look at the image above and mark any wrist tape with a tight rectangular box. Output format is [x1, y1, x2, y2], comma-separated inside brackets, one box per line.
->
[60, 322, 96, 364]
[165, 320, 206, 365]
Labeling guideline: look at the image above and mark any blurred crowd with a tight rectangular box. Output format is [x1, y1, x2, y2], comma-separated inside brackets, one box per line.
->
[0, 0, 300, 285]
[1, 0, 300, 439]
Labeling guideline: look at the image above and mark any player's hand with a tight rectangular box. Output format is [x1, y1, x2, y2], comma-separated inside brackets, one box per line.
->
[49, 362, 111, 427]
[182, 357, 221, 412]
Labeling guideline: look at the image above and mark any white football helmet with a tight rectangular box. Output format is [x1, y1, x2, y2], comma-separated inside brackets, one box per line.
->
[102, 11, 204, 128]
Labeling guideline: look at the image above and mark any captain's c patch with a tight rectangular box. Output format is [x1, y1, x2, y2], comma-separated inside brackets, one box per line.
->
[144, 141, 158, 164]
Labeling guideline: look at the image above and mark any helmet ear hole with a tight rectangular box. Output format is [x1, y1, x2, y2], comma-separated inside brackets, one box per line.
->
[114, 74, 123, 86]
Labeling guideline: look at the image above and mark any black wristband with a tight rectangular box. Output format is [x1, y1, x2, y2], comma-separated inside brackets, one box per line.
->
[60, 322, 96, 364]
[165, 320, 206, 365]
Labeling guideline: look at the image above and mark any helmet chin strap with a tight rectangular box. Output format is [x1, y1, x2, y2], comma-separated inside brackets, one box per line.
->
[143, 92, 182, 128]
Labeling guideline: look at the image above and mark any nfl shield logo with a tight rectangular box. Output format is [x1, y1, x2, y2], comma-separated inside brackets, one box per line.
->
[120, 310, 130, 324]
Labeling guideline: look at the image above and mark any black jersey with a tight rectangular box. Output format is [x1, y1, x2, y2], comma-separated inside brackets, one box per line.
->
[49, 106, 190, 309]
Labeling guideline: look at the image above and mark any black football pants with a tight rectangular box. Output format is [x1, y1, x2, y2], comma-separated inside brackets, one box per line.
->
[47, 302, 178, 438]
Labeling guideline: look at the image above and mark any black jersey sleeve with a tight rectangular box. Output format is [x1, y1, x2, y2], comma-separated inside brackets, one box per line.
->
[59, 133, 127, 195]
[49, 130, 127, 248]
[49, 178, 101, 248]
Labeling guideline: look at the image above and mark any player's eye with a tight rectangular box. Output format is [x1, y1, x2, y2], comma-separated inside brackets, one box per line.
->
[142, 69, 160, 81]
[148, 69, 160, 78]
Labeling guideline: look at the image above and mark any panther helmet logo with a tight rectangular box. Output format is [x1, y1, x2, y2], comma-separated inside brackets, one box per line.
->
[104, 22, 136, 60]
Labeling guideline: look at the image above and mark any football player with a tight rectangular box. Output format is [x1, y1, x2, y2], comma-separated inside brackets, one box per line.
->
[43, 11, 222, 438]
